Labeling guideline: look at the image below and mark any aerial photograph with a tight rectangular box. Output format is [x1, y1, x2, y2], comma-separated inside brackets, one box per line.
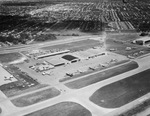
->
[0, 0, 150, 116]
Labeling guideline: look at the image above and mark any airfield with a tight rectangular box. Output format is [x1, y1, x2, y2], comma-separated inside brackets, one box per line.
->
[0, 33, 150, 116]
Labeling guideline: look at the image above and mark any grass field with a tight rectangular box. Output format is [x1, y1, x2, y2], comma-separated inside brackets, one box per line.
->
[106, 38, 150, 57]
[0, 52, 22, 63]
[117, 98, 150, 116]
[65, 61, 138, 89]
[11, 88, 60, 107]
[107, 33, 140, 41]
[1, 83, 47, 98]
[106, 34, 150, 57]
[25, 102, 92, 116]
[0, 65, 47, 97]
[41, 39, 100, 52]
[90, 68, 150, 108]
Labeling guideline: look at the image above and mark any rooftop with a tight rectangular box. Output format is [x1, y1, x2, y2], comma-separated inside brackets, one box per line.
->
[62, 55, 79, 61]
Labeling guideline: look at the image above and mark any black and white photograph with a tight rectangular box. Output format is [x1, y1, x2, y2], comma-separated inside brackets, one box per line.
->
[0, 0, 150, 116]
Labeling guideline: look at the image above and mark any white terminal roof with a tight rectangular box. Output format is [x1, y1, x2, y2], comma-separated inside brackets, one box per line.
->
[0, 66, 17, 86]
[37, 50, 70, 59]
[46, 57, 68, 66]
[74, 48, 105, 59]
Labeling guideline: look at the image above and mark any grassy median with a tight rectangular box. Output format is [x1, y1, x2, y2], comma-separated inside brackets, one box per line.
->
[11, 87, 60, 107]
[25, 102, 92, 116]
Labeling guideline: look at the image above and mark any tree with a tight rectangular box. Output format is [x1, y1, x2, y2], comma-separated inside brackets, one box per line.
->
[138, 21, 150, 32]
[35, 34, 57, 41]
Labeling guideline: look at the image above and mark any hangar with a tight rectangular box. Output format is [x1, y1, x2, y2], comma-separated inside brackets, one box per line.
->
[62, 54, 80, 63]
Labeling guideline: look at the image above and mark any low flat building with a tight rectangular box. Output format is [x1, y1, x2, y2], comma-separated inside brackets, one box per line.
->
[74, 48, 106, 60]
[37, 50, 70, 59]
[47, 58, 68, 67]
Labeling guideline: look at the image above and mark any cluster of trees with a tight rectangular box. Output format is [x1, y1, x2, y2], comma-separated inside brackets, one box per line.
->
[137, 21, 150, 36]
[138, 21, 150, 32]
[0, 35, 27, 44]
[34, 33, 57, 41]
[0, 33, 57, 45]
